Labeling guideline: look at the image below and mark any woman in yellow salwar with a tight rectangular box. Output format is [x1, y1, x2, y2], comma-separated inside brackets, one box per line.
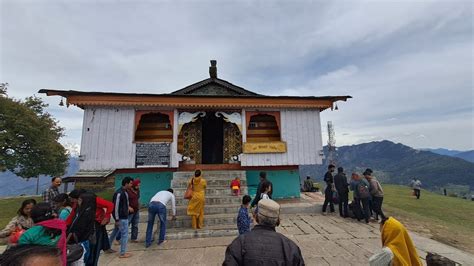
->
[187, 170, 207, 229]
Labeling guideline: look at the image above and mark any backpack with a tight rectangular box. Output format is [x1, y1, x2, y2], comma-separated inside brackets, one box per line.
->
[357, 182, 370, 198]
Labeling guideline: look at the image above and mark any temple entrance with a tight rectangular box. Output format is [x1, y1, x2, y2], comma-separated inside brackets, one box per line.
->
[201, 111, 224, 164]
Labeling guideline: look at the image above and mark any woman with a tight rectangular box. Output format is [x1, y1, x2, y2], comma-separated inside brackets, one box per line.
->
[19, 202, 67, 265]
[369, 217, 422, 266]
[187, 169, 207, 229]
[53, 193, 73, 220]
[68, 192, 97, 265]
[0, 199, 36, 241]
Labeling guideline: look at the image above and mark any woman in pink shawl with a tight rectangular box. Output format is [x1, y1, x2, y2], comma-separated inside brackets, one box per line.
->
[19, 202, 67, 265]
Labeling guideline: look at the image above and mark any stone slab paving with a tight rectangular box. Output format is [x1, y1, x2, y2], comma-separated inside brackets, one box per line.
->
[99, 213, 474, 266]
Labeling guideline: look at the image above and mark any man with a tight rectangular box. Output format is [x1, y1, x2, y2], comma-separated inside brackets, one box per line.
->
[410, 178, 422, 199]
[145, 188, 176, 248]
[334, 167, 349, 217]
[350, 172, 371, 223]
[109, 176, 134, 258]
[116, 179, 141, 243]
[251, 172, 273, 208]
[223, 199, 304, 265]
[322, 164, 336, 214]
[42, 177, 61, 207]
[364, 171, 386, 221]
[303, 176, 315, 192]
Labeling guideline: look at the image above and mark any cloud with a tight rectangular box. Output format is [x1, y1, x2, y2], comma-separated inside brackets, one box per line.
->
[1, 0, 472, 150]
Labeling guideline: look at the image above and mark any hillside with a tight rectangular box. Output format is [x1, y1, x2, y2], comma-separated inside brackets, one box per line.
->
[453, 150, 474, 163]
[300, 140, 474, 190]
[425, 148, 474, 163]
[0, 157, 79, 197]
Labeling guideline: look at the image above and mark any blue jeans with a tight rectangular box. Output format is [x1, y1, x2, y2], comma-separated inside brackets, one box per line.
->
[115, 212, 140, 241]
[109, 219, 129, 255]
[145, 202, 167, 247]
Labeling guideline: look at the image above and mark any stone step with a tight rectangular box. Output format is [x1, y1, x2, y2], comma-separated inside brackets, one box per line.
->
[173, 187, 248, 197]
[175, 195, 243, 206]
[159, 225, 240, 240]
[173, 171, 246, 180]
[151, 213, 238, 228]
[141, 204, 242, 217]
[172, 178, 247, 188]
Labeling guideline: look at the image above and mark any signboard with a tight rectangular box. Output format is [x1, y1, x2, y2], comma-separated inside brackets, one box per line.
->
[243, 141, 287, 154]
[135, 143, 170, 167]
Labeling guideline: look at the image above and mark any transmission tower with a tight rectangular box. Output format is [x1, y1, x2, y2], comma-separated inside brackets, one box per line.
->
[327, 121, 337, 165]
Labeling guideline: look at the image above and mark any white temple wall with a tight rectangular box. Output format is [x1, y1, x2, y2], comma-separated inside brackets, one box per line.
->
[240, 109, 324, 166]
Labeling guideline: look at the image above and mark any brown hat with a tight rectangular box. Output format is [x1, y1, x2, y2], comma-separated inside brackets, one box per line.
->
[258, 199, 280, 218]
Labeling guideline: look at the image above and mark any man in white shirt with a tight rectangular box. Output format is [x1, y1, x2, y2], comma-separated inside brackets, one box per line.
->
[145, 189, 176, 248]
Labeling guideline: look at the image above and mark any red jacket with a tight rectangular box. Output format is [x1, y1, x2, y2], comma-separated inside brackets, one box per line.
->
[66, 197, 114, 225]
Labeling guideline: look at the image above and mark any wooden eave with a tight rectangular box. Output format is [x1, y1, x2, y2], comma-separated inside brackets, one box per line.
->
[38, 89, 351, 110]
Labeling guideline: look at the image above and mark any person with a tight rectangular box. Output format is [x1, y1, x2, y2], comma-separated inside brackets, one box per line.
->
[350, 173, 371, 223]
[67, 189, 115, 265]
[53, 193, 73, 220]
[230, 177, 241, 196]
[145, 188, 176, 247]
[410, 178, 422, 199]
[187, 170, 207, 229]
[109, 176, 134, 258]
[237, 195, 252, 235]
[334, 167, 349, 218]
[365, 171, 386, 221]
[0, 244, 62, 266]
[303, 176, 316, 192]
[223, 199, 305, 265]
[43, 177, 62, 207]
[116, 179, 141, 243]
[19, 202, 67, 265]
[250, 172, 273, 208]
[0, 199, 36, 242]
[322, 164, 336, 214]
[369, 217, 422, 266]
[68, 192, 97, 265]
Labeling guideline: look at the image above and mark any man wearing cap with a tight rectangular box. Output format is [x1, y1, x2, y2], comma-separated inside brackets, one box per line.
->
[223, 199, 305, 265]
[115, 178, 141, 244]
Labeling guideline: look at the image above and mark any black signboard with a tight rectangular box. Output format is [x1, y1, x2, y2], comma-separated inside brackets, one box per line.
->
[135, 143, 170, 167]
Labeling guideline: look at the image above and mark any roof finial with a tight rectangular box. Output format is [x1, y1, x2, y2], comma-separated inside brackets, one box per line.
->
[209, 60, 217, 79]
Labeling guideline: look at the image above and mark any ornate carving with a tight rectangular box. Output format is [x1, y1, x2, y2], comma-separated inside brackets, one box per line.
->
[216, 112, 242, 132]
[178, 111, 206, 133]
[223, 122, 242, 163]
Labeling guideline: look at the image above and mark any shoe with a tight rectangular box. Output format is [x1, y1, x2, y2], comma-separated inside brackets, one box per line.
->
[119, 253, 132, 258]
[113, 240, 120, 245]
[131, 240, 139, 243]
[145, 243, 151, 248]
[104, 249, 117, 254]
[321, 212, 327, 216]
[158, 240, 168, 245]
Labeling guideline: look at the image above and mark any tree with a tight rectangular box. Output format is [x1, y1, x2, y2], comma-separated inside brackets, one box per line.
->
[0, 86, 68, 194]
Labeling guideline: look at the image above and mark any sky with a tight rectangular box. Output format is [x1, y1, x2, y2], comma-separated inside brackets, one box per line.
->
[1, 0, 473, 152]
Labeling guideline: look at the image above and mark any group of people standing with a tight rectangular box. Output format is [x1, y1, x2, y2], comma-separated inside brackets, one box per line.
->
[322, 165, 386, 224]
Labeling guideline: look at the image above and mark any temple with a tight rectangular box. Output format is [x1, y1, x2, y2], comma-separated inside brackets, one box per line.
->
[39, 61, 351, 204]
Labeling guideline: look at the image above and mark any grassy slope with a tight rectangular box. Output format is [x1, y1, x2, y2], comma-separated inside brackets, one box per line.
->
[382, 184, 474, 253]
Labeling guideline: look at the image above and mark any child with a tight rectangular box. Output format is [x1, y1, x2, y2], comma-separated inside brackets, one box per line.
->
[237, 195, 252, 235]
[230, 177, 241, 196]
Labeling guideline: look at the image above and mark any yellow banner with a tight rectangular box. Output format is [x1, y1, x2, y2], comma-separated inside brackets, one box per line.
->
[243, 141, 287, 154]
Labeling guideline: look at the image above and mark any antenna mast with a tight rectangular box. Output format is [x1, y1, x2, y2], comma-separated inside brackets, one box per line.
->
[327, 121, 336, 165]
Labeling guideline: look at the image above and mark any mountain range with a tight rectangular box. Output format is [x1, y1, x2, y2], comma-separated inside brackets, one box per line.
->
[300, 140, 474, 192]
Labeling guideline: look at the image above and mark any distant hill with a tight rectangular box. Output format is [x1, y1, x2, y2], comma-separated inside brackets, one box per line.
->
[453, 150, 474, 163]
[300, 140, 474, 191]
[422, 148, 463, 157]
[0, 157, 79, 197]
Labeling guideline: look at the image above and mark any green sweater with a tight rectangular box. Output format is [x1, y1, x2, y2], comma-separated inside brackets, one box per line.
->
[18, 225, 60, 246]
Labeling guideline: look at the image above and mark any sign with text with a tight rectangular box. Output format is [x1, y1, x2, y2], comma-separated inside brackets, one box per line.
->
[135, 143, 170, 167]
[243, 141, 287, 154]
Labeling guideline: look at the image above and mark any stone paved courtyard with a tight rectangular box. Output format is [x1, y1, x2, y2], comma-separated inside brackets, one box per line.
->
[99, 213, 474, 265]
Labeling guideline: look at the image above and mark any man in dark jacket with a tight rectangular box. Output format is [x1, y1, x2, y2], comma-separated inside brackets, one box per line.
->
[250, 172, 273, 207]
[223, 199, 304, 265]
[322, 164, 336, 214]
[109, 176, 134, 258]
[334, 167, 349, 217]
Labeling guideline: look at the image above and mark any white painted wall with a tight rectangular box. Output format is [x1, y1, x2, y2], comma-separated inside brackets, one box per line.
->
[79, 107, 136, 170]
[240, 109, 324, 166]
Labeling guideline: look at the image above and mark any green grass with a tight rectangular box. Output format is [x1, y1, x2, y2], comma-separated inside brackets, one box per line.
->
[381, 184, 474, 253]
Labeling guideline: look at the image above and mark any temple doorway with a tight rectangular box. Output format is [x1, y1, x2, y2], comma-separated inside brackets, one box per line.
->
[201, 111, 224, 164]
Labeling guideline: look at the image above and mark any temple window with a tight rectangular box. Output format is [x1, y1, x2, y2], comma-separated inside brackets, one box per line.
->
[135, 112, 173, 142]
[246, 113, 281, 142]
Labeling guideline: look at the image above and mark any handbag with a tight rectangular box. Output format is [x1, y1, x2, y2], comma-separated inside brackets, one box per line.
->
[66, 243, 84, 263]
[184, 178, 194, 200]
